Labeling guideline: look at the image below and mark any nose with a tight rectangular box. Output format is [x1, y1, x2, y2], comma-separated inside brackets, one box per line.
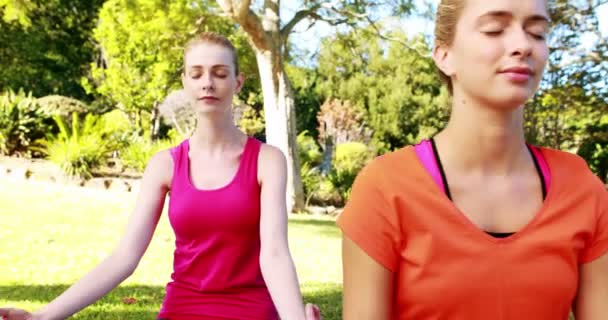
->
[201, 72, 214, 91]
[508, 28, 533, 58]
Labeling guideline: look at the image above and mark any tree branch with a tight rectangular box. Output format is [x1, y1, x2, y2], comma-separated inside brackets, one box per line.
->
[237, 0, 252, 20]
[215, 0, 270, 51]
[240, 9, 272, 51]
[215, 0, 235, 17]
[280, 4, 322, 39]
[362, 15, 428, 57]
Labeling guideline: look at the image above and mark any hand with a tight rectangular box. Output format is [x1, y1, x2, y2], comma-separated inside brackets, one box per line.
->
[305, 303, 322, 320]
[0, 308, 39, 320]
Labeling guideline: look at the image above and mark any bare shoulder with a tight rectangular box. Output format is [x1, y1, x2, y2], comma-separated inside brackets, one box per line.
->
[143, 148, 174, 188]
[257, 143, 287, 182]
[259, 143, 286, 165]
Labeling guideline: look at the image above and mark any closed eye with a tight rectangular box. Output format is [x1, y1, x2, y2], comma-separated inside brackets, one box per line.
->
[529, 32, 546, 40]
[484, 30, 503, 36]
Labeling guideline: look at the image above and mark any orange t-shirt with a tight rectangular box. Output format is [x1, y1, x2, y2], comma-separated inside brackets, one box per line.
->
[337, 146, 608, 320]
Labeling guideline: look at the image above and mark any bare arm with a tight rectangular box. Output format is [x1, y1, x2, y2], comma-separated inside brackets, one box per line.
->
[342, 234, 394, 320]
[257, 144, 307, 320]
[1, 151, 173, 320]
[573, 252, 608, 319]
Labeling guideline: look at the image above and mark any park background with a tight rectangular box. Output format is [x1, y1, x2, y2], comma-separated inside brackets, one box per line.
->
[0, 0, 607, 319]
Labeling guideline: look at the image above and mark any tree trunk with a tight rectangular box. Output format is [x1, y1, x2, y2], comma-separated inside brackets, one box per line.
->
[150, 102, 161, 141]
[215, 0, 305, 212]
[255, 49, 305, 212]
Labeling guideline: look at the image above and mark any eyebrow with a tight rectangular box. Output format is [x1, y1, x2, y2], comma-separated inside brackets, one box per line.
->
[477, 10, 551, 25]
[188, 64, 231, 70]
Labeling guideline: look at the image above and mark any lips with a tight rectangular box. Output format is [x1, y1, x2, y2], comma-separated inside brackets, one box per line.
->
[500, 67, 533, 75]
[198, 96, 220, 101]
[499, 66, 534, 83]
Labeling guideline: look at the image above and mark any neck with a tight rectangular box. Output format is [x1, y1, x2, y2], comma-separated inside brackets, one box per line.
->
[190, 110, 242, 151]
[435, 93, 528, 175]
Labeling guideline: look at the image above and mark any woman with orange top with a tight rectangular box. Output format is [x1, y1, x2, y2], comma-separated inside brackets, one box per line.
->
[337, 0, 608, 319]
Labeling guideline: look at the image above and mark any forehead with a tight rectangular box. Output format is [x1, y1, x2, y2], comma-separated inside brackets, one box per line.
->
[460, 0, 548, 22]
[184, 43, 234, 69]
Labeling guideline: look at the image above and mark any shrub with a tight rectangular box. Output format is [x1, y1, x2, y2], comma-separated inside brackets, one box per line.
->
[0, 90, 50, 157]
[40, 113, 109, 179]
[329, 142, 373, 202]
[120, 129, 182, 173]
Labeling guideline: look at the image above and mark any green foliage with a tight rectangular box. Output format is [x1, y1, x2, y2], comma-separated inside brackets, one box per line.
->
[576, 116, 608, 183]
[297, 131, 325, 205]
[0, 90, 49, 156]
[41, 113, 109, 178]
[328, 142, 373, 202]
[0, 0, 36, 26]
[297, 131, 323, 167]
[36, 110, 133, 178]
[89, 0, 259, 122]
[120, 129, 182, 173]
[37, 95, 90, 118]
[236, 103, 265, 138]
[0, 0, 104, 100]
[287, 65, 323, 137]
[317, 28, 448, 152]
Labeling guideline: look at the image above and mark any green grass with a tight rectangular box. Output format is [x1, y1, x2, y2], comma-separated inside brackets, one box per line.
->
[0, 178, 342, 319]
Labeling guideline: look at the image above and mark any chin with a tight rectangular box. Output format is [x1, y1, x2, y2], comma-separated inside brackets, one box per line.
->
[486, 88, 534, 110]
[194, 102, 229, 115]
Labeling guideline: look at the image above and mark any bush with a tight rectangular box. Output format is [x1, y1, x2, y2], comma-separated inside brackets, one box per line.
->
[301, 141, 373, 207]
[329, 142, 373, 202]
[37, 95, 89, 118]
[97, 109, 134, 153]
[41, 113, 109, 178]
[298, 131, 326, 205]
[297, 131, 322, 167]
[0, 90, 50, 157]
[120, 129, 182, 173]
[577, 122, 608, 184]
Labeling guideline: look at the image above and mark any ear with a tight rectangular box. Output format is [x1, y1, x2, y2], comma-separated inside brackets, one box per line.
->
[181, 71, 187, 88]
[433, 44, 455, 78]
[235, 73, 245, 94]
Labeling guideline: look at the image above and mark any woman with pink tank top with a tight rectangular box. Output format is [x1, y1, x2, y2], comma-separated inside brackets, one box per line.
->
[0, 33, 321, 320]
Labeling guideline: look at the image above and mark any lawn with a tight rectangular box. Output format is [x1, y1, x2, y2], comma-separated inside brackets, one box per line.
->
[0, 178, 343, 319]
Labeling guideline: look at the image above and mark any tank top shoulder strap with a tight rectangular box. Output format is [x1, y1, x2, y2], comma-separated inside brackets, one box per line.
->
[169, 139, 189, 187]
[528, 145, 552, 194]
[413, 139, 447, 194]
[237, 137, 262, 185]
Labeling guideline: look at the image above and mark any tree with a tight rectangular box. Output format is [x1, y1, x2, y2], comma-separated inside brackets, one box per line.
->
[88, 0, 259, 138]
[317, 27, 448, 152]
[214, 0, 420, 211]
[0, 0, 105, 100]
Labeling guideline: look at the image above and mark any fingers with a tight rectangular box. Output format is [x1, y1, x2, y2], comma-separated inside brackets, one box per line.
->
[305, 303, 313, 319]
[305, 303, 322, 320]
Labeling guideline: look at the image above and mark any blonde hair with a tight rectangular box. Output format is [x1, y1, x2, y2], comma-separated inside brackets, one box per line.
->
[434, 0, 466, 94]
[184, 32, 240, 75]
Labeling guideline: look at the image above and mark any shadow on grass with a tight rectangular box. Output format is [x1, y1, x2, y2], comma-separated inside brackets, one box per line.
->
[1, 283, 343, 320]
[288, 218, 342, 239]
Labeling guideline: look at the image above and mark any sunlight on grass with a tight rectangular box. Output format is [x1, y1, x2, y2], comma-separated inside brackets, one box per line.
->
[0, 178, 342, 319]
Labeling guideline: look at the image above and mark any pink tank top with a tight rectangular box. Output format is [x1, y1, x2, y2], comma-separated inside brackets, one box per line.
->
[158, 137, 278, 320]
[413, 139, 552, 195]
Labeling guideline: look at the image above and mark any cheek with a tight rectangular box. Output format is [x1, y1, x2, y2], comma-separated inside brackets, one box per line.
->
[535, 45, 550, 67]
[472, 39, 504, 69]
[454, 36, 504, 75]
